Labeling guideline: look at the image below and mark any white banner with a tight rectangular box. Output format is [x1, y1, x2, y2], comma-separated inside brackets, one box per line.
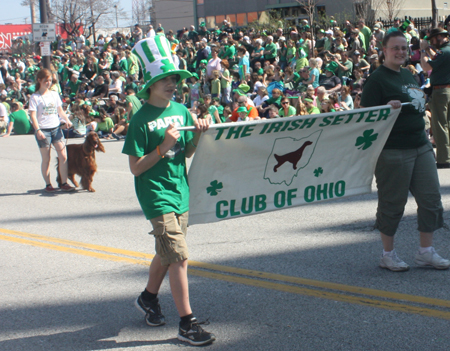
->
[188, 105, 400, 225]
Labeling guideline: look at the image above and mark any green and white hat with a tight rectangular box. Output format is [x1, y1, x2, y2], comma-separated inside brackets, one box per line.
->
[132, 34, 192, 99]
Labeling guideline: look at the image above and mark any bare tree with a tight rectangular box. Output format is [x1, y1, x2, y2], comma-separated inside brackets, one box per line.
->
[373, 0, 405, 21]
[353, 0, 375, 23]
[296, 0, 318, 30]
[22, 0, 128, 41]
[132, 0, 152, 26]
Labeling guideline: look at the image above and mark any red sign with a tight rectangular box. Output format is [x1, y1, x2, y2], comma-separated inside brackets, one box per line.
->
[0, 23, 79, 52]
[0, 24, 32, 52]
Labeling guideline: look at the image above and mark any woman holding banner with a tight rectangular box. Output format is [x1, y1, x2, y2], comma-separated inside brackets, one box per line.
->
[361, 31, 450, 272]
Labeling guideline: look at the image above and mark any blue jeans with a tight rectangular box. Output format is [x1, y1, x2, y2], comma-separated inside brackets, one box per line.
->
[35, 126, 65, 148]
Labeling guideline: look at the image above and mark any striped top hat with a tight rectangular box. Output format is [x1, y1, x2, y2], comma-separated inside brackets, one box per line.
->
[132, 34, 192, 100]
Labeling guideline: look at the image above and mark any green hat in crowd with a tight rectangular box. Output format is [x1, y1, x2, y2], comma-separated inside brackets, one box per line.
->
[304, 98, 314, 103]
[237, 106, 249, 114]
[298, 48, 307, 58]
[132, 35, 192, 100]
[200, 59, 208, 64]
[233, 84, 250, 96]
[191, 72, 199, 79]
[324, 61, 338, 74]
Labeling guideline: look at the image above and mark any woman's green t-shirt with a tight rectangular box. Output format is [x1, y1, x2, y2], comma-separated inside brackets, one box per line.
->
[360, 65, 427, 149]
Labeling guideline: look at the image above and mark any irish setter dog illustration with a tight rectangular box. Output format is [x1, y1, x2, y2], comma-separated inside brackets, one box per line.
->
[273, 141, 313, 173]
[57, 132, 105, 192]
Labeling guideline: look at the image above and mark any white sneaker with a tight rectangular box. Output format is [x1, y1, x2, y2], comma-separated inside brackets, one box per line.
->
[414, 248, 450, 270]
[379, 250, 410, 272]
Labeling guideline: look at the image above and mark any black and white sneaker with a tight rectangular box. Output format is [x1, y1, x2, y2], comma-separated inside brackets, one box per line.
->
[178, 317, 216, 346]
[134, 294, 165, 327]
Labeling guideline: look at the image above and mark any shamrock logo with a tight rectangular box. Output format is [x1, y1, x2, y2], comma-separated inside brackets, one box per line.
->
[206, 180, 223, 196]
[355, 129, 378, 150]
[313, 167, 323, 177]
[160, 58, 176, 73]
[142, 71, 153, 82]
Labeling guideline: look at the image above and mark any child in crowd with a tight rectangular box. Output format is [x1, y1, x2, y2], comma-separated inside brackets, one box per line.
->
[64, 104, 87, 138]
[110, 106, 128, 140]
[210, 70, 221, 99]
[223, 106, 232, 121]
[231, 72, 241, 91]
[188, 74, 201, 108]
[196, 103, 213, 124]
[237, 106, 250, 121]
[181, 86, 190, 107]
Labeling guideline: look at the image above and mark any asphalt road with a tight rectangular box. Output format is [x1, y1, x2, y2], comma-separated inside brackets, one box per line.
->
[1, 134, 450, 351]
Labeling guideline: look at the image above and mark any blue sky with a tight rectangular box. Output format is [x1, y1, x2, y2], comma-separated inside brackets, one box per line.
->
[2, 1, 134, 28]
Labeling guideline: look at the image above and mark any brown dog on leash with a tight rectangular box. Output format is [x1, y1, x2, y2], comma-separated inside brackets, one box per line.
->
[57, 132, 105, 192]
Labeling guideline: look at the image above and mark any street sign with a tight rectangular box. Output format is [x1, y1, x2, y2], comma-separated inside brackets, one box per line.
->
[33, 23, 56, 42]
[40, 41, 51, 56]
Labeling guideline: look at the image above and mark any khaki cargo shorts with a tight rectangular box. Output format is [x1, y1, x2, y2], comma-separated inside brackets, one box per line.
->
[149, 212, 189, 266]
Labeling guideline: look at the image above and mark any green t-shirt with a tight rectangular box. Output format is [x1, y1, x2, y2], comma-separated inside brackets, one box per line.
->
[429, 42, 450, 86]
[360, 65, 427, 149]
[221, 69, 230, 88]
[264, 42, 277, 59]
[360, 26, 372, 51]
[287, 47, 296, 62]
[211, 78, 221, 94]
[126, 94, 143, 121]
[95, 117, 114, 132]
[295, 57, 308, 72]
[120, 59, 128, 72]
[224, 45, 236, 60]
[315, 38, 325, 51]
[69, 80, 82, 94]
[127, 54, 139, 75]
[307, 106, 321, 114]
[208, 105, 218, 124]
[9, 110, 32, 134]
[122, 102, 195, 219]
[265, 95, 282, 106]
[337, 60, 353, 79]
[125, 82, 139, 94]
[279, 105, 297, 117]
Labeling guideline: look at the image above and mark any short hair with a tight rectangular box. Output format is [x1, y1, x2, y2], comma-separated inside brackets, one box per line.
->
[237, 95, 247, 103]
[316, 86, 326, 94]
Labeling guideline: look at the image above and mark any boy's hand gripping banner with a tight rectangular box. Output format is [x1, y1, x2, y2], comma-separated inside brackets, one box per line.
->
[187, 105, 400, 224]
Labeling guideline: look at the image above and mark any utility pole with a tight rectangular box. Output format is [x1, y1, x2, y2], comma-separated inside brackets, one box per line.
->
[39, 0, 51, 69]
[114, 5, 118, 28]
[30, 0, 36, 24]
[89, 0, 96, 44]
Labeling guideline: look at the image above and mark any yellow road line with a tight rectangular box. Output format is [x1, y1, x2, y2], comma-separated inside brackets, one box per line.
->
[2, 228, 450, 320]
[0, 228, 154, 260]
[0, 234, 151, 266]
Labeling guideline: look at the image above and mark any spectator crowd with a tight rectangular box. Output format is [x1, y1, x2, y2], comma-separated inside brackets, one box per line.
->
[0, 17, 441, 141]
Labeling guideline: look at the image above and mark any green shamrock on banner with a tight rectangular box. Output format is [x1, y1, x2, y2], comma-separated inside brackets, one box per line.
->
[206, 180, 223, 196]
[314, 167, 323, 177]
[355, 129, 378, 150]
